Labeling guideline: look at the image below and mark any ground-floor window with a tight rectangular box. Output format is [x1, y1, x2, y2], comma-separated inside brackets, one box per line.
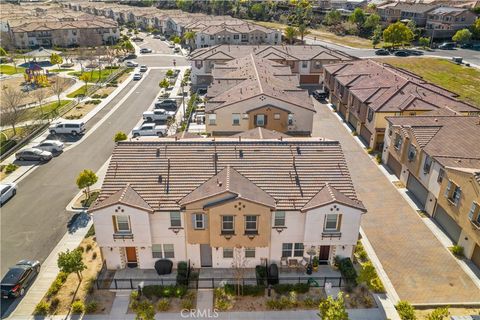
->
[245, 248, 256, 258]
[282, 243, 304, 258]
[223, 248, 233, 258]
[151, 244, 175, 259]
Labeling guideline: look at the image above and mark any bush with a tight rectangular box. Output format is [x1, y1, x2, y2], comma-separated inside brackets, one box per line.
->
[86, 244, 92, 251]
[35, 301, 50, 315]
[4, 163, 18, 174]
[255, 265, 267, 285]
[91, 94, 101, 98]
[449, 245, 464, 257]
[142, 285, 187, 299]
[177, 261, 189, 286]
[85, 277, 95, 294]
[86, 225, 95, 237]
[375, 154, 382, 164]
[337, 257, 357, 285]
[157, 299, 170, 312]
[357, 261, 385, 293]
[46, 272, 68, 297]
[130, 290, 140, 310]
[396, 301, 416, 320]
[71, 300, 85, 314]
[49, 297, 60, 312]
[85, 301, 98, 313]
[114, 131, 128, 142]
[273, 283, 309, 295]
[181, 298, 194, 310]
[426, 307, 449, 320]
[266, 296, 292, 310]
[303, 296, 320, 308]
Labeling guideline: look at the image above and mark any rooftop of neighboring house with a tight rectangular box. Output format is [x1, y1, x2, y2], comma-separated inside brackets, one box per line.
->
[11, 18, 118, 33]
[232, 127, 292, 140]
[377, 2, 438, 13]
[206, 55, 314, 113]
[324, 59, 479, 113]
[190, 44, 354, 62]
[386, 115, 480, 169]
[428, 6, 471, 15]
[90, 137, 365, 212]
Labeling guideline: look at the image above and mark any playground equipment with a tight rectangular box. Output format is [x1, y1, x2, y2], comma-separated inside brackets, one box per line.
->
[24, 63, 49, 87]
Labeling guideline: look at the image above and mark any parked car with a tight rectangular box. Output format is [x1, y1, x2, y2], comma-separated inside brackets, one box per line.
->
[153, 35, 162, 39]
[131, 37, 144, 42]
[160, 36, 166, 41]
[15, 148, 53, 162]
[394, 50, 410, 57]
[155, 100, 177, 111]
[438, 42, 456, 50]
[312, 89, 328, 101]
[140, 48, 152, 54]
[132, 123, 168, 137]
[124, 54, 137, 60]
[407, 49, 423, 56]
[49, 120, 85, 135]
[375, 49, 390, 56]
[0, 183, 17, 205]
[33, 140, 64, 153]
[143, 109, 175, 122]
[1, 260, 40, 298]
[139, 65, 148, 72]
[133, 73, 143, 81]
[173, 47, 180, 53]
[196, 88, 208, 96]
[125, 61, 139, 67]
[168, 43, 175, 48]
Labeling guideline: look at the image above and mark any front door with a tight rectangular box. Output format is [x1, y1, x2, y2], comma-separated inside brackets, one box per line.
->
[200, 244, 212, 267]
[319, 245, 330, 264]
[125, 247, 138, 268]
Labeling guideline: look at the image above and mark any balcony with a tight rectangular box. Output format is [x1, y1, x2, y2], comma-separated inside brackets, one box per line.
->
[321, 232, 342, 240]
[113, 233, 134, 240]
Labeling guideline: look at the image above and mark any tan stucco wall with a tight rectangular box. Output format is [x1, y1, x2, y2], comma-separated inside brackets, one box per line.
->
[248, 106, 289, 132]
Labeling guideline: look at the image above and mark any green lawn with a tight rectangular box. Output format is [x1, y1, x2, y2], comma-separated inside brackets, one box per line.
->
[0, 64, 25, 75]
[20, 100, 71, 122]
[67, 68, 118, 82]
[49, 68, 74, 73]
[66, 85, 93, 98]
[376, 57, 480, 108]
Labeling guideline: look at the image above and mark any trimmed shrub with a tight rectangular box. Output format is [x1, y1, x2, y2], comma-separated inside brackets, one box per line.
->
[255, 265, 267, 285]
[449, 245, 464, 257]
[176, 261, 189, 286]
[181, 298, 194, 310]
[46, 272, 69, 297]
[337, 257, 357, 285]
[4, 163, 19, 174]
[157, 298, 170, 312]
[273, 283, 309, 295]
[71, 300, 85, 314]
[266, 296, 292, 310]
[49, 297, 60, 312]
[142, 285, 187, 299]
[396, 301, 416, 320]
[85, 301, 98, 313]
[426, 307, 449, 320]
[34, 301, 50, 316]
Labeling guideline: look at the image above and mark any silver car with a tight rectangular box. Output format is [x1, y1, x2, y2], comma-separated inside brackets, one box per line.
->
[33, 140, 64, 153]
[15, 148, 53, 162]
[0, 183, 16, 205]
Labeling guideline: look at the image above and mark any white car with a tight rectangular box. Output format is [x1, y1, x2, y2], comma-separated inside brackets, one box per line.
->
[132, 123, 168, 137]
[0, 183, 17, 205]
[125, 61, 139, 67]
[33, 140, 64, 153]
[139, 65, 148, 72]
[133, 73, 142, 81]
[49, 120, 85, 135]
[168, 43, 175, 48]
[143, 109, 175, 122]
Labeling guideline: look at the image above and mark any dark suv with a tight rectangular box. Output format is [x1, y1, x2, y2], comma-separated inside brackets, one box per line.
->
[1, 260, 40, 298]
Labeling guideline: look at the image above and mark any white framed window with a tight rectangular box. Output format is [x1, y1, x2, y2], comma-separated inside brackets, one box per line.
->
[394, 134, 403, 150]
[324, 214, 340, 231]
[255, 114, 265, 127]
[223, 248, 233, 258]
[294, 243, 304, 257]
[170, 211, 181, 227]
[152, 244, 163, 258]
[282, 243, 293, 257]
[282, 243, 303, 257]
[274, 113, 280, 120]
[232, 113, 240, 125]
[274, 211, 285, 227]
[302, 60, 308, 68]
[423, 155, 432, 173]
[468, 202, 480, 225]
[209, 114, 216, 125]
[245, 215, 258, 233]
[407, 144, 416, 161]
[193, 213, 205, 229]
[444, 180, 461, 206]
[163, 244, 175, 258]
[221, 216, 234, 234]
[245, 248, 255, 258]
[115, 215, 130, 232]
[437, 168, 445, 183]
[288, 114, 294, 126]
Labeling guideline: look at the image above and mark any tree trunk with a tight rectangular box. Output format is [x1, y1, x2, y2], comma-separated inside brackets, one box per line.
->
[11, 123, 16, 136]
[76, 270, 82, 282]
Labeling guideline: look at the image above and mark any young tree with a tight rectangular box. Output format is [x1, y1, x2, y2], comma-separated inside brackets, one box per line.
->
[349, 8, 365, 27]
[452, 28, 472, 44]
[57, 249, 86, 282]
[159, 78, 170, 89]
[1, 87, 26, 135]
[284, 26, 298, 44]
[297, 24, 310, 42]
[231, 247, 248, 296]
[383, 22, 414, 48]
[166, 69, 174, 78]
[363, 14, 380, 33]
[473, 18, 480, 39]
[425, 307, 449, 320]
[182, 31, 196, 48]
[250, 3, 264, 20]
[50, 76, 69, 106]
[79, 73, 91, 95]
[371, 25, 383, 48]
[50, 53, 63, 70]
[76, 169, 98, 199]
[407, 20, 419, 39]
[418, 37, 430, 49]
[32, 87, 48, 118]
[324, 9, 342, 26]
[318, 292, 349, 320]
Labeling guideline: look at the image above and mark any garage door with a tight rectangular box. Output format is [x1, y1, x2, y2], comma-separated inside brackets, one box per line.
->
[348, 114, 358, 130]
[360, 125, 372, 145]
[339, 104, 347, 118]
[300, 74, 320, 84]
[434, 205, 461, 243]
[387, 154, 402, 179]
[472, 244, 480, 269]
[407, 174, 428, 208]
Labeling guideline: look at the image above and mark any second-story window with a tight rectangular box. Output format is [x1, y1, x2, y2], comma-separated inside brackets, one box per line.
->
[221, 216, 234, 234]
[407, 144, 417, 161]
[302, 61, 308, 68]
[232, 113, 240, 126]
[193, 213, 205, 229]
[274, 211, 285, 227]
[245, 215, 258, 234]
[437, 168, 445, 183]
[367, 108, 374, 122]
[115, 215, 130, 232]
[444, 180, 461, 206]
[209, 114, 216, 125]
[170, 211, 181, 227]
[324, 214, 341, 232]
[423, 155, 432, 173]
[394, 134, 403, 150]
[468, 202, 480, 225]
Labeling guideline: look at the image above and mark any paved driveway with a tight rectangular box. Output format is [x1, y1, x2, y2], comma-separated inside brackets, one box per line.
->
[312, 99, 479, 304]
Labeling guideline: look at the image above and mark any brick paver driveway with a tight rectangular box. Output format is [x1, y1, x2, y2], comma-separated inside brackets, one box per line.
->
[312, 100, 479, 304]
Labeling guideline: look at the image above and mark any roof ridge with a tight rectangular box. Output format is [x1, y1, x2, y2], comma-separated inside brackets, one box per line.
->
[250, 53, 263, 94]
[120, 183, 130, 202]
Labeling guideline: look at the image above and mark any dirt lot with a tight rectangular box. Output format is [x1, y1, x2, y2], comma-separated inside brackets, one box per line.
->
[95, 86, 116, 96]
[0, 76, 75, 109]
[43, 236, 114, 315]
[63, 102, 98, 119]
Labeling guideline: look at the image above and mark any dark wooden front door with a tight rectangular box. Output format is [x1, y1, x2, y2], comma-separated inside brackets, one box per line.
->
[319, 245, 330, 264]
[125, 247, 137, 268]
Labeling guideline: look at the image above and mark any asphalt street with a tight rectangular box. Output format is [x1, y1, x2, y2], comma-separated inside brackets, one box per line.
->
[0, 69, 166, 317]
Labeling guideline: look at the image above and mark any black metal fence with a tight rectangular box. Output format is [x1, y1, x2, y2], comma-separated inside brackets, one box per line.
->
[95, 276, 346, 290]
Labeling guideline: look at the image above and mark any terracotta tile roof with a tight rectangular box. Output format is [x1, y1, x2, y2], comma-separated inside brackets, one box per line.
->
[168, 131, 203, 140]
[301, 183, 366, 212]
[90, 183, 153, 213]
[387, 115, 480, 169]
[94, 138, 363, 212]
[206, 55, 314, 113]
[179, 166, 276, 208]
[232, 128, 290, 140]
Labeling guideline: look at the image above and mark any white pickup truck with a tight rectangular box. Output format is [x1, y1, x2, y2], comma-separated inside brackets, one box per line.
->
[142, 109, 175, 122]
[132, 122, 168, 137]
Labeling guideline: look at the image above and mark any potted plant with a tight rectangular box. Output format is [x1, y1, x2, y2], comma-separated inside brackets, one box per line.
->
[312, 256, 319, 272]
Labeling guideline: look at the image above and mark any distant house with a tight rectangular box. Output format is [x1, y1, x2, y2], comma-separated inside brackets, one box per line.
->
[425, 7, 477, 39]
[376, 3, 438, 27]
[205, 55, 315, 136]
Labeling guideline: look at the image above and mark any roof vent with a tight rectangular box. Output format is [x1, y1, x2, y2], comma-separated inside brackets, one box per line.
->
[296, 146, 301, 155]
[239, 150, 243, 158]
[156, 148, 160, 157]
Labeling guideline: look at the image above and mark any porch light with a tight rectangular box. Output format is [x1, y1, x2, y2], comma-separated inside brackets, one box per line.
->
[274, 227, 284, 233]
[248, 234, 255, 240]
[224, 234, 232, 240]
[171, 227, 181, 234]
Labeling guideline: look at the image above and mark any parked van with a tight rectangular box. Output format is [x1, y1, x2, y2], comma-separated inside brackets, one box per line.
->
[49, 120, 86, 135]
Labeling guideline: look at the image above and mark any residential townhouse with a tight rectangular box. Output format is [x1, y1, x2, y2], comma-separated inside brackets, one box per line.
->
[330, 0, 369, 11]
[89, 135, 366, 270]
[204, 55, 315, 136]
[190, 44, 354, 89]
[323, 59, 480, 150]
[377, 2, 438, 27]
[382, 115, 480, 269]
[425, 7, 477, 39]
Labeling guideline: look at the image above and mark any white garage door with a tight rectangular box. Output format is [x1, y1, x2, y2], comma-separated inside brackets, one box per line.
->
[407, 174, 428, 208]
[434, 205, 461, 243]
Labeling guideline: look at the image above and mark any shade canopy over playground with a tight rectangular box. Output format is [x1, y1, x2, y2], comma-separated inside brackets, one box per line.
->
[24, 47, 62, 58]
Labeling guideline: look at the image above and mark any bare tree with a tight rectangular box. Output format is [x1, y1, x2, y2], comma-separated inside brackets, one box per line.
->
[32, 88, 48, 118]
[1, 87, 26, 135]
[231, 247, 249, 296]
[50, 76, 68, 108]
